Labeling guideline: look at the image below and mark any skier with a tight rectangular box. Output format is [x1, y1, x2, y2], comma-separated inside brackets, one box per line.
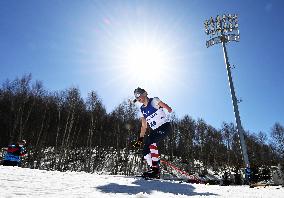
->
[133, 87, 173, 179]
[3, 140, 27, 167]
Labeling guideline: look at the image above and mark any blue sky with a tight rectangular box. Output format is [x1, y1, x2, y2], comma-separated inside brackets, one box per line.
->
[0, 0, 283, 135]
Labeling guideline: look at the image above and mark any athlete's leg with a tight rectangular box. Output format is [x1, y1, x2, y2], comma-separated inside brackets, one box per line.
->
[142, 122, 172, 178]
[149, 143, 159, 168]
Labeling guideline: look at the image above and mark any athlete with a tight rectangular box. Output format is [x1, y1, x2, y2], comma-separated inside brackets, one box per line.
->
[3, 140, 27, 166]
[133, 87, 173, 179]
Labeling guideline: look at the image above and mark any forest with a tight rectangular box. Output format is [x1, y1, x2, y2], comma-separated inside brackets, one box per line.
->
[0, 74, 283, 176]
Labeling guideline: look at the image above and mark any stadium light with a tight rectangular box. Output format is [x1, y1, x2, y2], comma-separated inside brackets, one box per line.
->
[204, 14, 250, 168]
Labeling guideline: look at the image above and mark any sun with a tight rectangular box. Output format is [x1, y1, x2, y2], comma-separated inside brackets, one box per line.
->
[108, 32, 182, 94]
[123, 41, 167, 81]
[126, 44, 164, 71]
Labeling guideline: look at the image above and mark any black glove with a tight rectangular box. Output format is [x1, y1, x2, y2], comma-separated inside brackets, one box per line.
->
[133, 137, 143, 148]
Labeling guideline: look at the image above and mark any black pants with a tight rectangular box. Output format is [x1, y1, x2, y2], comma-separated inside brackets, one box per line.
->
[143, 122, 172, 156]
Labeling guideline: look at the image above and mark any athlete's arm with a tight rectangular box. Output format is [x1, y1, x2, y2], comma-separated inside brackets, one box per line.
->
[140, 117, 147, 137]
[158, 101, 173, 113]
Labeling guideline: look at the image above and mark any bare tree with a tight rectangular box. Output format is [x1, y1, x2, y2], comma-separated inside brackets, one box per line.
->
[221, 122, 236, 167]
[270, 122, 284, 159]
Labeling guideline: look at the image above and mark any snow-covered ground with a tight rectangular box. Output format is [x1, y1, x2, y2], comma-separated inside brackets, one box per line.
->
[0, 166, 283, 198]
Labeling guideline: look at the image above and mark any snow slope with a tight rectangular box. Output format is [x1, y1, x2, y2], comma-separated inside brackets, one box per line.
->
[0, 166, 283, 198]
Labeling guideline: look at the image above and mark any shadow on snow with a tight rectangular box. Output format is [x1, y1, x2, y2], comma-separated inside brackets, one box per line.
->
[96, 178, 218, 196]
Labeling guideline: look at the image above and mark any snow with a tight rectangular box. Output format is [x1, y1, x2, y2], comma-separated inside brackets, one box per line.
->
[1, 166, 283, 198]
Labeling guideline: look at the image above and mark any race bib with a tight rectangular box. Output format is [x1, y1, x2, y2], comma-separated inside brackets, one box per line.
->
[146, 108, 168, 130]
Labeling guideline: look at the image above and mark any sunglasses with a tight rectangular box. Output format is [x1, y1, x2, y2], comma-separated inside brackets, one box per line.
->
[135, 93, 141, 99]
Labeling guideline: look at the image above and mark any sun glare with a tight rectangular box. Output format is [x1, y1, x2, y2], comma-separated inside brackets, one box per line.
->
[92, 3, 186, 94]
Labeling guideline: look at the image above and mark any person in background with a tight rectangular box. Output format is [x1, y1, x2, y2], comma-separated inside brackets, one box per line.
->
[3, 140, 27, 167]
[245, 164, 252, 185]
[133, 87, 173, 179]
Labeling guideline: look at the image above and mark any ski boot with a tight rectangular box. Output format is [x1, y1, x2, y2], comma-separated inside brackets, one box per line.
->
[142, 167, 160, 179]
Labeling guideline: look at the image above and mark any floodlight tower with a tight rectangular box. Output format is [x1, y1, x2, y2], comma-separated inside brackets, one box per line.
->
[204, 14, 250, 167]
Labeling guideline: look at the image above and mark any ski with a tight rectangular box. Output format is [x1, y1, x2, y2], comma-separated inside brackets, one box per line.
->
[135, 175, 185, 183]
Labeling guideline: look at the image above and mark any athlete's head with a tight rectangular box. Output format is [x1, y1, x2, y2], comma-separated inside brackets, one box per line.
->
[17, 139, 26, 146]
[133, 87, 147, 103]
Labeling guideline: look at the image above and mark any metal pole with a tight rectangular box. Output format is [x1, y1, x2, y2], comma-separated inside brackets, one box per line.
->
[221, 37, 250, 167]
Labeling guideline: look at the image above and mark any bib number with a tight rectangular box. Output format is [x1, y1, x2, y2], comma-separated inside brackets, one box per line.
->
[150, 121, 157, 128]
